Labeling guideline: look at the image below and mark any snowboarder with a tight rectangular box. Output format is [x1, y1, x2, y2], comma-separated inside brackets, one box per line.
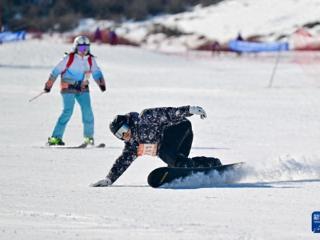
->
[44, 35, 106, 146]
[92, 106, 221, 187]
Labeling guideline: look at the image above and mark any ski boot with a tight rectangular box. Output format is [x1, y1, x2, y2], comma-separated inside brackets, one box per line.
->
[84, 137, 94, 146]
[191, 156, 222, 168]
[175, 156, 222, 168]
[48, 137, 65, 146]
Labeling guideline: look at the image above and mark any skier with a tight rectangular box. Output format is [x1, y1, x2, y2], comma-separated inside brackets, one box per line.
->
[44, 35, 106, 146]
[92, 106, 221, 187]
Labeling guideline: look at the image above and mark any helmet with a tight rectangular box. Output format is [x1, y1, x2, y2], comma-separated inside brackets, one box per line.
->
[73, 35, 90, 53]
[109, 115, 129, 139]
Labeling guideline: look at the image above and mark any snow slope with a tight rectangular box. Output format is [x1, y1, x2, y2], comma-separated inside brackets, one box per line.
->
[161, 0, 320, 41]
[0, 40, 320, 239]
[113, 0, 320, 50]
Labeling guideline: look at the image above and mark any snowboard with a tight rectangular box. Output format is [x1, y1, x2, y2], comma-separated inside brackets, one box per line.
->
[147, 162, 243, 188]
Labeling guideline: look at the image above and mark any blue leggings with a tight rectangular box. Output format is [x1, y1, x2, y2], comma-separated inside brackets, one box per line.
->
[51, 92, 94, 139]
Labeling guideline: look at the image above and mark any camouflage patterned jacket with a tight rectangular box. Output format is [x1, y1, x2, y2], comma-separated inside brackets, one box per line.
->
[106, 106, 193, 184]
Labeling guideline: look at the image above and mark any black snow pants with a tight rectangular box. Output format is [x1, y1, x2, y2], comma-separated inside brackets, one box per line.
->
[158, 119, 221, 168]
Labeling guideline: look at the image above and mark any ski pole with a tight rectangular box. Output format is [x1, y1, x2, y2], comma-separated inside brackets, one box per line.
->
[28, 91, 46, 102]
[268, 49, 281, 88]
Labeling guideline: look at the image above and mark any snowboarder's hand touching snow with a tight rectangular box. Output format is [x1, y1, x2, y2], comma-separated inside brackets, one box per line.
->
[91, 177, 112, 187]
[189, 106, 207, 119]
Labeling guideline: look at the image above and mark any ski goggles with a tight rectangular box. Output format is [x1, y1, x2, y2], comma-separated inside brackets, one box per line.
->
[115, 124, 130, 139]
[77, 44, 90, 53]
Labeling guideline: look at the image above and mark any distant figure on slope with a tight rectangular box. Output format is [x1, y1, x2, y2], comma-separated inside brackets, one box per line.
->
[235, 32, 244, 56]
[236, 32, 244, 41]
[94, 27, 102, 43]
[108, 29, 118, 45]
[211, 40, 221, 56]
[92, 106, 221, 187]
[44, 35, 106, 146]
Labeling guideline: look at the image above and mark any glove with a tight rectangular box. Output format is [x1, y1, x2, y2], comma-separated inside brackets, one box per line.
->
[81, 80, 89, 90]
[99, 84, 106, 92]
[44, 80, 53, 93]
[98, 79, 106, 92]
[90, 177, 112, 187]
[44, 84, 51, 93]
[189, 106, 207, 119]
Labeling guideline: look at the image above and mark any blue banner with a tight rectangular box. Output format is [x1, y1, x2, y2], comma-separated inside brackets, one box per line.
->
[0, 31, 26, 43]
[228, 40, 289, 53]
[312, 211, 320, 233]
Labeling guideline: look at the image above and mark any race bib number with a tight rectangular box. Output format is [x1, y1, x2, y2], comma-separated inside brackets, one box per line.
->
[137, 144, 158, 156]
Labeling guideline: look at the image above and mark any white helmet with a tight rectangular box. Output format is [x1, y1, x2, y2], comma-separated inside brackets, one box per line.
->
[73, 35, 90, 53]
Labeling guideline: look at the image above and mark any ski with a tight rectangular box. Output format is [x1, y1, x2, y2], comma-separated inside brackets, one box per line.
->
[41, 143, 106, 149]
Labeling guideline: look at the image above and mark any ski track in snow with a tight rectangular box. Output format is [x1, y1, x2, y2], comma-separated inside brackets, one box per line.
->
[164, 155, 320, 189]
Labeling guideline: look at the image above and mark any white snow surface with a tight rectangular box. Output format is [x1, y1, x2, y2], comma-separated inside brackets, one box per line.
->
[87, 0, 320, 51]
[161, 0, 320, 40]
[1, 40, 320, 239]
